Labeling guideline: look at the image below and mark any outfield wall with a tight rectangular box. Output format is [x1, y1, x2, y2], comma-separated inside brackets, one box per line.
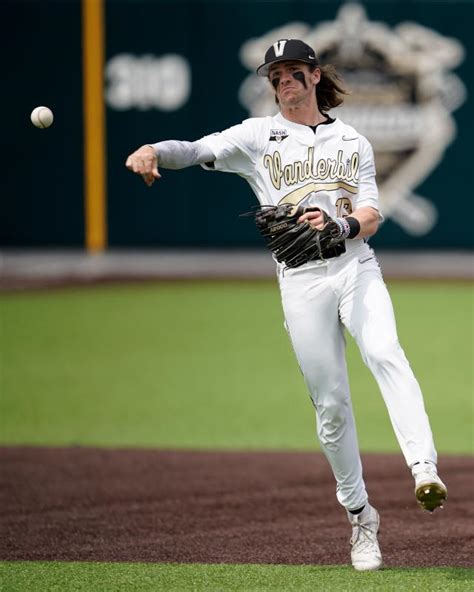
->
[2, 0, 473, 251]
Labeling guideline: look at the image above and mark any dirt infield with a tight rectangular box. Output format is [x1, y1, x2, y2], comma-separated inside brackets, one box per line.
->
[1, 447, 472, 568]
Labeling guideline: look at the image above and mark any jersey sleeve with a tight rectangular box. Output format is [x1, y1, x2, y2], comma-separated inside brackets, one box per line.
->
[355, 136, 381, 214]
[196, 119, 257, 177]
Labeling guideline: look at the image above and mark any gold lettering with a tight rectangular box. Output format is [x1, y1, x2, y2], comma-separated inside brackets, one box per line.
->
[264, 147, 360, 190]
[351, 152, 359, 181]
[303, 147, 313, 180]
[294, 161, 303, 182]
[329, 158, 338, 179]
[264, 151, 283, 190]
[336, 150, 346, 179]
[284, 163, 297, 185]
[316, 158, 328, 179]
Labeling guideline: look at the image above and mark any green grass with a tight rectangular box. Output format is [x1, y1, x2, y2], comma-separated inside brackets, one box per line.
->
[1, 562, 473, 591]
[1, 281, 472, 453]
[1, 281, 473, 590]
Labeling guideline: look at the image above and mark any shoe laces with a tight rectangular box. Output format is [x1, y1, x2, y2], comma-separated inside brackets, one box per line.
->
[351, 521, 378, 554]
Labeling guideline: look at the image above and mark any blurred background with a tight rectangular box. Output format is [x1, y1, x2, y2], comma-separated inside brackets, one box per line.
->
[2, 0, 473, 262]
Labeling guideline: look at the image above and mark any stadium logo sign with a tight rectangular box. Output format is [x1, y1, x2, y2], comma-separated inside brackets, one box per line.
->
[238, 4, 466, 235]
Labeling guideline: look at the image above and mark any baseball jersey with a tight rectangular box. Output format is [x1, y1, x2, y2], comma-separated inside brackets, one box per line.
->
[197, 113, 379, 223]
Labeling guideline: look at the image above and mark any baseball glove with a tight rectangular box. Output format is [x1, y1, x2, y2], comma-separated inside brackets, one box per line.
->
[243, 205, 346, 268]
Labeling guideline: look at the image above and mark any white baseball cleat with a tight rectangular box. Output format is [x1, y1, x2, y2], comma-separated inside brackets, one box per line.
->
[412, 461, 447, 512]
[347, 503, 382, 571]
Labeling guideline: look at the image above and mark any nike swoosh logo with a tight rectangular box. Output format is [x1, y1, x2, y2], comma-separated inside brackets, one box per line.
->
[342, 135, 358, 141]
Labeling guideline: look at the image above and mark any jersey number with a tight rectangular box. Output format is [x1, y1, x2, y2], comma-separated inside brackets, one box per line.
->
[336, 197, 353, 217]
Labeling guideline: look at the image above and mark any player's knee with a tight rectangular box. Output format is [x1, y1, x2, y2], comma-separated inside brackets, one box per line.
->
[315, 399, 349, 451]
[363, 341, 401, 372]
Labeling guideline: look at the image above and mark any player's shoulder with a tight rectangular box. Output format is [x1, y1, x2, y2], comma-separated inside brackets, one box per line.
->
[216, 116, 271, 138]
[334, 117, 372, 150]
[239, 116, 278, 131]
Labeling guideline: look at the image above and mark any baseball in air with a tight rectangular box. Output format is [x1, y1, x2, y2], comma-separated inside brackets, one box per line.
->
[30, 106, 54, 129]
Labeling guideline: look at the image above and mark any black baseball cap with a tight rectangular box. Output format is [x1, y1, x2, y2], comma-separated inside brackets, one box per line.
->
[256, 39, 318, 77]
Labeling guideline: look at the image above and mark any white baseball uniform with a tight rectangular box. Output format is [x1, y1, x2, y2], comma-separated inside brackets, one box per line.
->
[155, 112, 438, 511]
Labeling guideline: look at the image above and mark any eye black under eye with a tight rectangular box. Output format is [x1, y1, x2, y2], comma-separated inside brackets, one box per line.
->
[292, 71, 305, 83]
[271, 77, 280, 90]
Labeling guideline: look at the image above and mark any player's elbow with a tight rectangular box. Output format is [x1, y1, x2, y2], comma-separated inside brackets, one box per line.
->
[367, 214, 380, 237]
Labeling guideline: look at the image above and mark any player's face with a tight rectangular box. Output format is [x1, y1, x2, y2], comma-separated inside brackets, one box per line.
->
[268, 61, 319, 106]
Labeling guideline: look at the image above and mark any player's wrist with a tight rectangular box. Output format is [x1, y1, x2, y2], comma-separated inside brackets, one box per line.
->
[334, 217, 350, 238]
[335, 216, 361, 239]
[345, 217, 361, 238]
[146, 144, 158, 155]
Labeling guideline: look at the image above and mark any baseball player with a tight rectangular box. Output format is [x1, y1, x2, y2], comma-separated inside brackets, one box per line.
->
[126, 39, 447, 571]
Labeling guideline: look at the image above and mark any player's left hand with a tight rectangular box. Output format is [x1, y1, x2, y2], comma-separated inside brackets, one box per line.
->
[298, 208, 327, 229]
[125, 145, 161, 187]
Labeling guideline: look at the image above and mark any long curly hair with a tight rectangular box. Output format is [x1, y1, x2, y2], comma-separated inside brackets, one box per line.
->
[316, 64, 349, 111]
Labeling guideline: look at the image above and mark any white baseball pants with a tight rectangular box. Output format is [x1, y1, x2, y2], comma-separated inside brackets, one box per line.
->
[277, 243, 437, 511]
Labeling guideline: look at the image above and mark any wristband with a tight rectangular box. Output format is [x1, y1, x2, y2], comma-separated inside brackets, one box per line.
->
[335, 216, 360, 239]
[334, 217, 350, 238]
[346, 216, 361, 239]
